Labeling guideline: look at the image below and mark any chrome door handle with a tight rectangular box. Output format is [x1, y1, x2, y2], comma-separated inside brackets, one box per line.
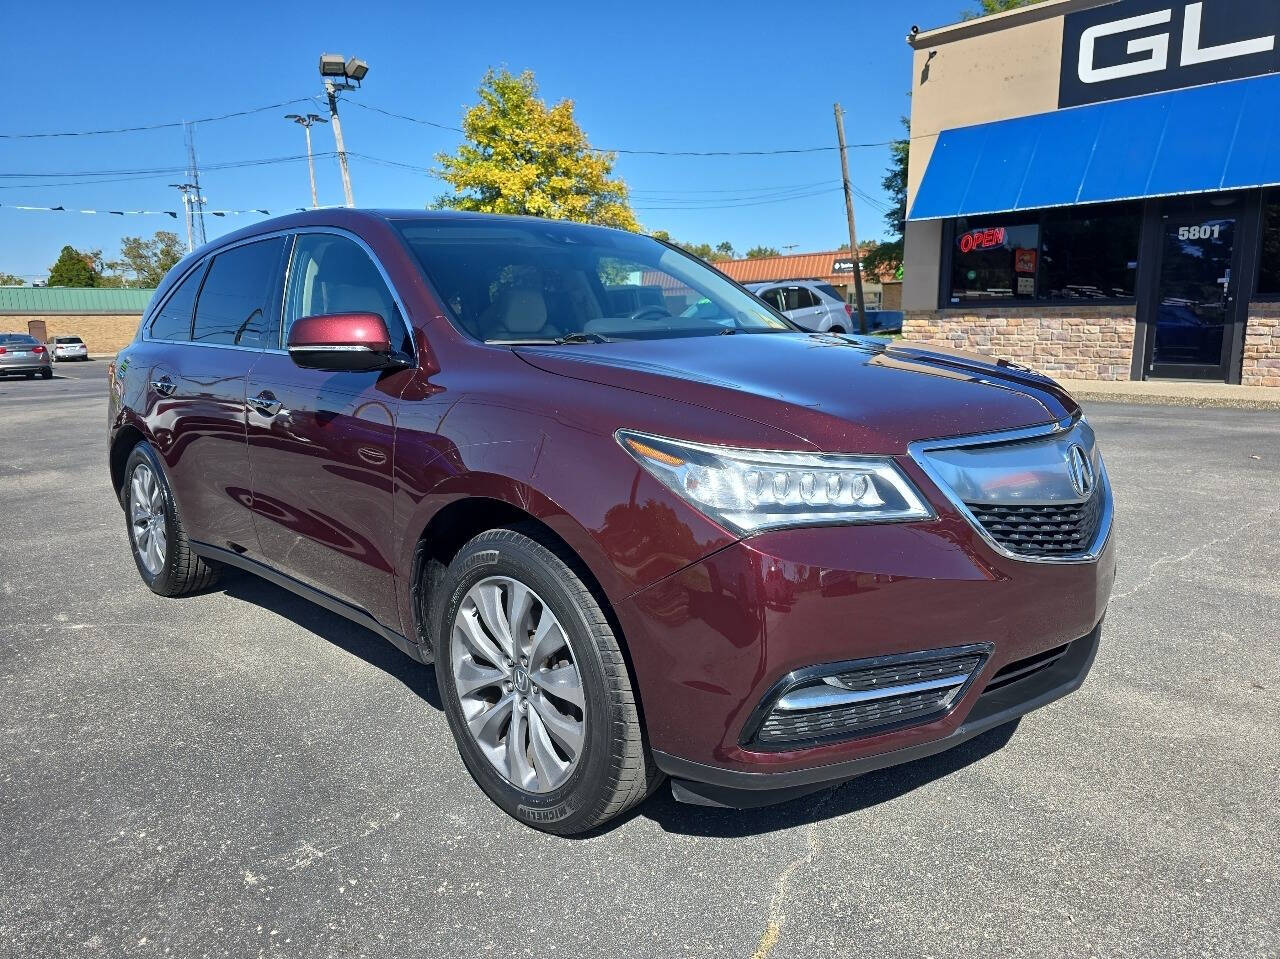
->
[150, 376, 176, 397]
[248, 392, 283, 417]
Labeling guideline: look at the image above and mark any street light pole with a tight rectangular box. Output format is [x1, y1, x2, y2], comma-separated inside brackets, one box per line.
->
[286, 113, 328, 208]
[318, 54, 369, 209]
[323, 78, 355, 208]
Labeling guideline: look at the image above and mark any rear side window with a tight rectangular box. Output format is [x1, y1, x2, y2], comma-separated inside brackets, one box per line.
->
[192, 238, 287, 348]
[781, 287, 818, 310]
[283, 233, 409, 352]
[148, 265, 204, 341]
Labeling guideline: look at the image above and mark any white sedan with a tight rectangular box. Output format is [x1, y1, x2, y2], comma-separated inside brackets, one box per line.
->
[50, 335, 89, 361]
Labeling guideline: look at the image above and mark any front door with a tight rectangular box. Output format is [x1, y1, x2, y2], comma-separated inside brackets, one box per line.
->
[244, 231, 416, 630]
[1148, 207, 1241, 380]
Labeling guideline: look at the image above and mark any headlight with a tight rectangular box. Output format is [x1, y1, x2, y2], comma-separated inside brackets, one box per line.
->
[616, 430, 933, 534]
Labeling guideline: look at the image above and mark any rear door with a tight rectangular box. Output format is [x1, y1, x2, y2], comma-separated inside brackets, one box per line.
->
[244, 230, 415, 628]
[157, 237, 287, 552]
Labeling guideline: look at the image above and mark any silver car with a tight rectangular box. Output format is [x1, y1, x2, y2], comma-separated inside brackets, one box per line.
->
[0, 332, 53, 379]
[50, 335, 89, 361]
[747, 280, 854, 333]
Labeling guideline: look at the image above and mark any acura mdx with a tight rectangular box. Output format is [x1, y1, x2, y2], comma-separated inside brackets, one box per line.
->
[108, 210, 1115, 834]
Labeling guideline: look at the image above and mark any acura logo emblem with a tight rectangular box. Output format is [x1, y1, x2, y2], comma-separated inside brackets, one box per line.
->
[1066, 445, 1096, 498]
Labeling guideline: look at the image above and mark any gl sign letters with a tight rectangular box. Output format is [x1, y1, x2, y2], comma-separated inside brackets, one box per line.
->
[1060, 0, 1280, 107]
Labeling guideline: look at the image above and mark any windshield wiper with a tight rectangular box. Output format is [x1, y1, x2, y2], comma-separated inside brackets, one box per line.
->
[555, 332, 610, 344]
[717, 327, 739, 335]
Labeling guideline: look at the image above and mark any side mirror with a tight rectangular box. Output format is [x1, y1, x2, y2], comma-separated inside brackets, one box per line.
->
[286, 312, 405, 372]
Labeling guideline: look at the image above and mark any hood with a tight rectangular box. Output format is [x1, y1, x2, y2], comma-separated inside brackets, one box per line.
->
[514, 333, 1077, 454]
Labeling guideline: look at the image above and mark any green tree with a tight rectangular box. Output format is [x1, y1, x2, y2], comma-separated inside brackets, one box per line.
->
[0, 271, 24, 286]
[46, 245, 99, 287]
[434, 68, 639, 231]
[862, 117, 909, 280]
[745, 246, 780, 259]
[106, 231, 184, 288]
[964, 0, 1047, 18]
[651, 232, 735, 262]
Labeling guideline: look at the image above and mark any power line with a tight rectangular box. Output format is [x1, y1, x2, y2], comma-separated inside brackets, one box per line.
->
[352, 100, 907, 156]
[0, 98, 320, 139]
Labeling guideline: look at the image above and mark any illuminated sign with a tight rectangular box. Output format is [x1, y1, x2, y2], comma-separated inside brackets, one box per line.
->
[832, 258, 858, 273]
[958, 227, 1007, 254]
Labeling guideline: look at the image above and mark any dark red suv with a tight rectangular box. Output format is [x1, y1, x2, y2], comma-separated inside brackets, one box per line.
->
[108, 210, 1115, 833]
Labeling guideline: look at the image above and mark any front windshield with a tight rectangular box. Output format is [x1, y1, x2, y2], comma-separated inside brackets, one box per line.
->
[394, 218, 792, 342]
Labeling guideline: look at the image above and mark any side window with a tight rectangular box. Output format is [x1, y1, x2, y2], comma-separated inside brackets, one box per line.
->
[284, 233, 408, 352]
[147, 264, 205, 341]
[784, 287, 818, 310]
[191, 238, 287, 348]
[757, 288, 783, 311]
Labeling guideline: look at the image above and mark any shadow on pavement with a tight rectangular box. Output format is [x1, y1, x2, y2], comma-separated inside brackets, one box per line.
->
[217, 568, 442, 710]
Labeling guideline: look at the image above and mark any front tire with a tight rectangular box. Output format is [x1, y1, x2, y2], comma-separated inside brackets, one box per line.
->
[123, 442, 219, 597]
[434, 527, 660, 834]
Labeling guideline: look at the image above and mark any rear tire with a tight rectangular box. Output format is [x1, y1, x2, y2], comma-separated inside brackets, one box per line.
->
[434, 526, 661, 834]
[828, 326, 846, 334]
[41, 368, 52, 380]
[123, 442, 219, 597]
[24, 372, 34, 379]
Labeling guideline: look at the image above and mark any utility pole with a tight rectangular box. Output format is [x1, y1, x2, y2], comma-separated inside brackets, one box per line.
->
[184, 123, 207, 247]
[286, 113, 328, 208]
[168, 183, 200, 252]
[834, 103, 869, 335]
[323, 78, 355, 207]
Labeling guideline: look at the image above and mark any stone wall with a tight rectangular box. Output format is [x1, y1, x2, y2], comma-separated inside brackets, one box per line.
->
[4, 314, 141, 356]
[1242, 305, 1280, 387]
[903, 306, 1138, 381]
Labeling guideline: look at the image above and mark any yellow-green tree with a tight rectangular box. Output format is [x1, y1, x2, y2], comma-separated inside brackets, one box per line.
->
[434, 69, 639, 231]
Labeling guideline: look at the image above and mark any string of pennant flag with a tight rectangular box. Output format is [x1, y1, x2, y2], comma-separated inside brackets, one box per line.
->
[1, 203, 305, 218]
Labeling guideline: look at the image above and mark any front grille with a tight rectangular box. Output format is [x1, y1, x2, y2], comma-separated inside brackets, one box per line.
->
[983, 641, 1072, 693]
[964, 492, 1103, 558]
[758, 688, 949, 743]
[826, 653, 986, 693]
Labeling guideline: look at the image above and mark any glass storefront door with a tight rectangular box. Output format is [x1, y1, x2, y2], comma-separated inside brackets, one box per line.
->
[1150, 209, 1239, 380]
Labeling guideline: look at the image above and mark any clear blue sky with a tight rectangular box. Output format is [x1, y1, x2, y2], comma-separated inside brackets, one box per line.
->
[3, 0, 970, 282]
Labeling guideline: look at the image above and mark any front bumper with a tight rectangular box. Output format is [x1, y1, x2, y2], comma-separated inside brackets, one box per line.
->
[657, 622, 1100, 806]
[614, 510, 1115, 805]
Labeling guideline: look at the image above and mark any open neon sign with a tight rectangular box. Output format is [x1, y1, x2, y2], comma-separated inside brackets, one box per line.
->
[958, 227, 1007, 254]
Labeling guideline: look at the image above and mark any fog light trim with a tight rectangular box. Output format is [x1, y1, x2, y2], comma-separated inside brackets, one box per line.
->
[740, 643, 993, 751]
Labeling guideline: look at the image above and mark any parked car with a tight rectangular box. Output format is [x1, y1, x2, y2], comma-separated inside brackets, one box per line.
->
[747, 280, 853, 333]
[0, 332, 52, 379]
[50, 335, 89, 361]
[108, 210, 1115, 835]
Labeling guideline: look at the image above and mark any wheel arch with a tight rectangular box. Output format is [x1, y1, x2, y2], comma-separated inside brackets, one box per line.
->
[109, 423, 149, 506]
[405, 486, 651, 733]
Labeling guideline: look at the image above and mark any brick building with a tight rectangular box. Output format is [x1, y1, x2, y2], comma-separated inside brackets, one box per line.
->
[0, 287, 152, 356]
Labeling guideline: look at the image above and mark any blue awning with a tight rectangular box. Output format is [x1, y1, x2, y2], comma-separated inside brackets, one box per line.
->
[909, 72, 1280, 220]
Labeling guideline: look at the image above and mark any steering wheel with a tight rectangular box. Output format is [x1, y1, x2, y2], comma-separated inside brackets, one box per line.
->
[628, 305, 672, 322]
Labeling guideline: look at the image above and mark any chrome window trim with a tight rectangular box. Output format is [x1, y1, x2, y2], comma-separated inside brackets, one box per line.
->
[907, 413, 1114, 566]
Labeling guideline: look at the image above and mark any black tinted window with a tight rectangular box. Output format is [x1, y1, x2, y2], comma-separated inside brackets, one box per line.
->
[781, 287, 818, 311]
[148, 265, 204, 341]
[192, 238, 285, 348]
[1258, 192, 1280, 296]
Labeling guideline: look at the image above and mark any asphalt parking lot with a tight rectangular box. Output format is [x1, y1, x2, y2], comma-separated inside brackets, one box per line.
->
[1, 362, 1278, 958]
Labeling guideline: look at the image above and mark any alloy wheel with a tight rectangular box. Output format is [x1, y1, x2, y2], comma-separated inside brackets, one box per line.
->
[450, 576, 586, 794]
[129, 463, 168, 576]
